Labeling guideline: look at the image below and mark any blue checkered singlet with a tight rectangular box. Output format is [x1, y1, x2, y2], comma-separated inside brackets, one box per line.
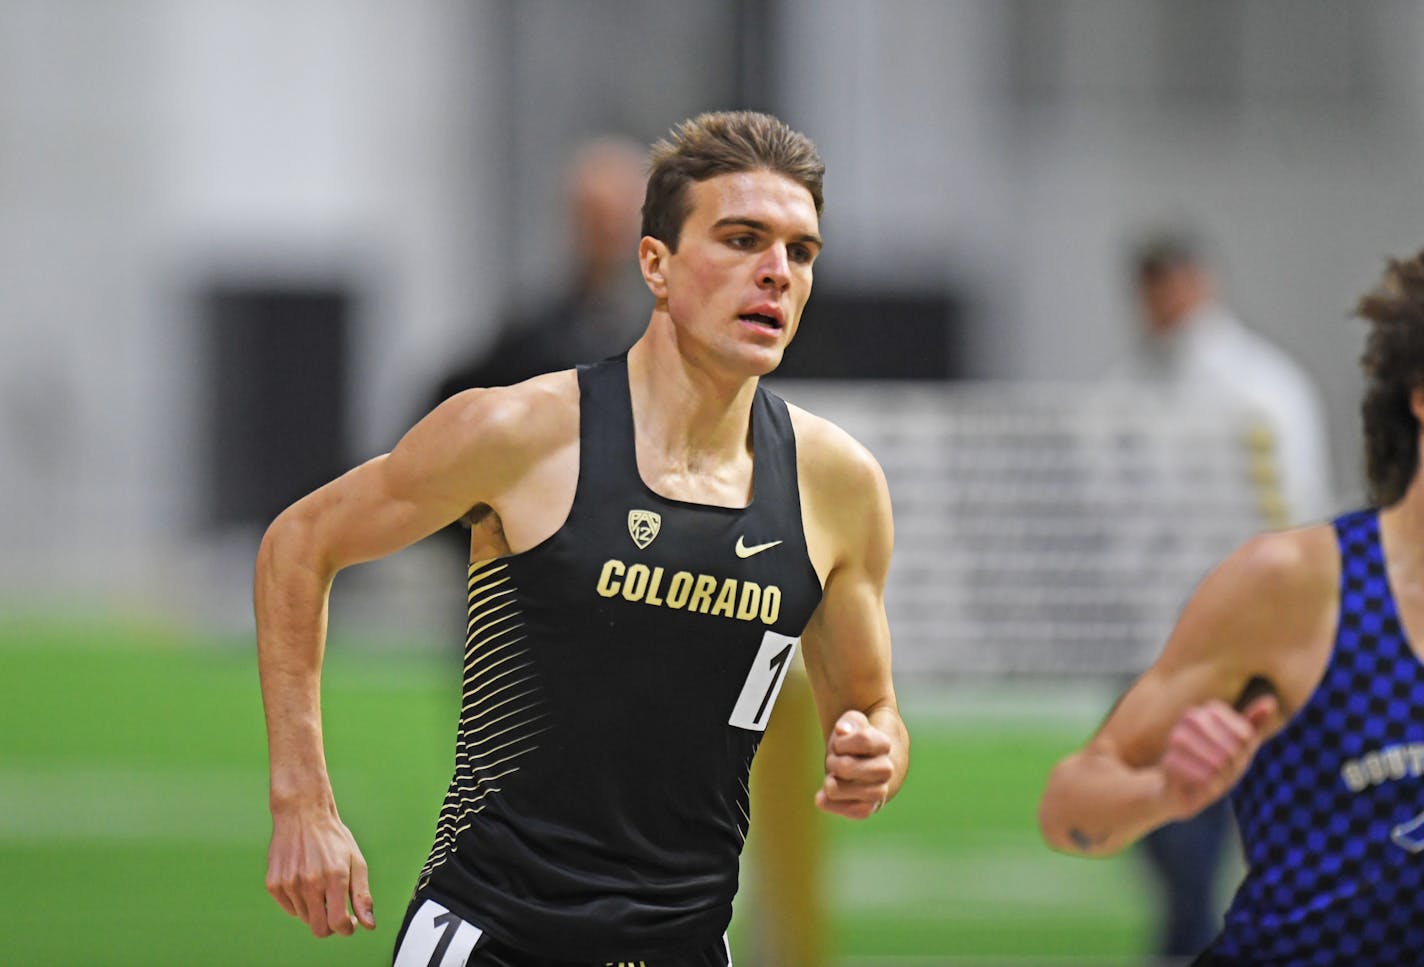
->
[1207, 509, 1424, 965]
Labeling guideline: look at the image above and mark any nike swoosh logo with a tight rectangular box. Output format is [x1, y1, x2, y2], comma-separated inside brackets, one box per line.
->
[735, 536, 783, 558]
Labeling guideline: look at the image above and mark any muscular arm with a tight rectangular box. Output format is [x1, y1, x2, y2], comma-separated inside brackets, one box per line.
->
[793, 409, 909, 819]
[1038, 528, 1336, 857]
[256, 378, 573, 936]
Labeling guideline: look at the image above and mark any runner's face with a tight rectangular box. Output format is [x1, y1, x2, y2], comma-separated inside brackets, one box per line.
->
[655, 169, 821, 375]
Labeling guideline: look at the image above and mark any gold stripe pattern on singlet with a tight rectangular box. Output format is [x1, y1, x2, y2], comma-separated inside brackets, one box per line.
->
[729, 749, 756, 846]
[418, 559, 549, 889]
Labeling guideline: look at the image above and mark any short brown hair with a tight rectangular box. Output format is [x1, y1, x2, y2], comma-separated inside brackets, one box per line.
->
[641, 111, 824, 251]
[1130, 229, 1206, 285]
[1355, 249, 1424, 506]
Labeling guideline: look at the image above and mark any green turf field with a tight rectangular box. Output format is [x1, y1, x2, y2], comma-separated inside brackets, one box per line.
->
[1, 618, 1163, 966]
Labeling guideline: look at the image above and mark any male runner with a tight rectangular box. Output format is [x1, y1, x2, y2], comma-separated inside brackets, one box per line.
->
[256, 111, 908, 966]
[1039, 250, 1424, 965]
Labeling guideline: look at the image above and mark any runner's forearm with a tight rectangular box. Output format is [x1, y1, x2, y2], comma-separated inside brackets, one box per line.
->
[255, 509, 339, 810]
[1039, 748, 1175, 857]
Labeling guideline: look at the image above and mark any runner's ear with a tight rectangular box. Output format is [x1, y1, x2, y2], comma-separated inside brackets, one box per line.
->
[639, 237, 669, 298]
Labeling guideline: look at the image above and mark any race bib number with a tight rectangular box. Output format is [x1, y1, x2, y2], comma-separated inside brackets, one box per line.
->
[728, 631, 798, 732]
[393, 899, 483, 967]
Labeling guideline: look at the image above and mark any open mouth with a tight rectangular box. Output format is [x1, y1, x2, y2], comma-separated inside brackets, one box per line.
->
[739, 312, 782, 331]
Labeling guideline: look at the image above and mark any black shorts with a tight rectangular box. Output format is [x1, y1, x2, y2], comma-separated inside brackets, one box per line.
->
[392, 895, 732, 967]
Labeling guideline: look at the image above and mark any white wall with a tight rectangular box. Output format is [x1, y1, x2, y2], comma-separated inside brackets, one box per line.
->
[778, 0, 1013, 294]
[1, 0, 170, 602]
[0, 0, 501, 617]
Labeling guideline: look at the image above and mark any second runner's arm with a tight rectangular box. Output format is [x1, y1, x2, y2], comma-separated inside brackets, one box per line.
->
[1038, 531, 1333, 856]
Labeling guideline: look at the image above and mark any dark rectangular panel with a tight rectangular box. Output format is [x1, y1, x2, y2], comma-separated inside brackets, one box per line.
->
[204, 284, 350, 528]
[775, 289, 961, 380]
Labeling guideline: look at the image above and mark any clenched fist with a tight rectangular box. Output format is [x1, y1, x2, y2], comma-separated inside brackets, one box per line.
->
[815, 709, 896, 820]
[1161, 694, 1277, 820]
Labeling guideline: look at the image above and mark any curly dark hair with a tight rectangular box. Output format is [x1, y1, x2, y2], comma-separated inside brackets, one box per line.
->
[641, 111, 824, 251]
[1356, 250, 1424, 506]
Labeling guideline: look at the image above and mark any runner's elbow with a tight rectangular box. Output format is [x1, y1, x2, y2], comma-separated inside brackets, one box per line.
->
[1037, 757, 1086, 855]
[257, 502, 338, 584]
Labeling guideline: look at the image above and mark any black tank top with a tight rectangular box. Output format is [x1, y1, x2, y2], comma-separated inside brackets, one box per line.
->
[416, 355, 824, 959]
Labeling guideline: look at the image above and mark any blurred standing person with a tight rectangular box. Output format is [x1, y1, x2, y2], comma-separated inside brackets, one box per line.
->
[430, 136, 649, 402]
[1041, 247, 1424, 967]
[1126, 230, 1333, 526]
[256, 110, 907, 966]
[1118, 230, 1334, 961]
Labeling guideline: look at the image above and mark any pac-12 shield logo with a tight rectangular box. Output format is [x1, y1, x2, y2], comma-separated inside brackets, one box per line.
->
[628, 510, 661, 550]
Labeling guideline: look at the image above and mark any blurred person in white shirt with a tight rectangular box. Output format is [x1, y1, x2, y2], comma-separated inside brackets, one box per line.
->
[1125, 231, 1334, 525]
[1117, 229, 1334, 962]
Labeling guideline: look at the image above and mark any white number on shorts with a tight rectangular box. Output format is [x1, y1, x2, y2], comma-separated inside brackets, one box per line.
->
[728, 631, 798, 731]
[393, 899, 483, 967]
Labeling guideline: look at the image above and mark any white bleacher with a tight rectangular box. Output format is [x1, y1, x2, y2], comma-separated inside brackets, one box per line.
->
[773, 381, 1279, 679]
